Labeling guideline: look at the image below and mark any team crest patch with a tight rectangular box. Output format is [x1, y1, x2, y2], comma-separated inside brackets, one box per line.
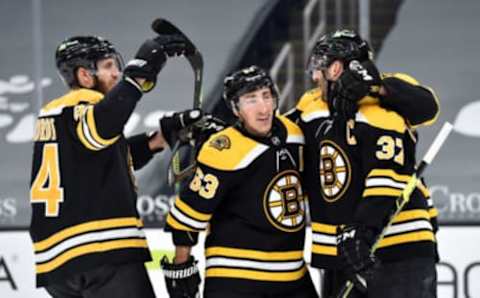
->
[263, 170, 305, 232]
[209, 135, 231, 151]
[319, 140, 351, 202]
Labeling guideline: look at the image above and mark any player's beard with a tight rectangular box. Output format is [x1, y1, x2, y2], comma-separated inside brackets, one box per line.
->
[95, 77, 118, 94]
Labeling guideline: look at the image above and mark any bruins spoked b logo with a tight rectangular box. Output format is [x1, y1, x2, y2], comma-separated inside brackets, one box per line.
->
[263, 170, 305, 232]
[319, 140, 351, 202]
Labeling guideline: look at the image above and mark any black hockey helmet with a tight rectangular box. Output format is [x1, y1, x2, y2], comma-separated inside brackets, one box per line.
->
[55, 35, 123, 87]
[223, 65, 279, 111]
[307, 29, 373, 73]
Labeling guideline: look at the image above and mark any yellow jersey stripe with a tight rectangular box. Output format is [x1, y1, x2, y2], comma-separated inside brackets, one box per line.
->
[76, 119, 101, 151]
[175, 196, 212, 221]
[428, 208, 439, 218]
[392, 209, 430, 223]
[206, 266, 307, 282]
[367, 169, 411, 182]
[205, 247, 303, 261]
[378, 231, 435, 248]
[34, 217, 142, 251]
[166, 214, 197, 232]
[85, 106, 119, 147]
[36, 239, 148, 274]
[312, 244, 337, 256]
[363, 187, 403, 197]
[311, 222, 337, 234]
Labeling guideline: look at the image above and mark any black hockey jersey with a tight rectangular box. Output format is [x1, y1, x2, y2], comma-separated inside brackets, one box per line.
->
[288, 73, 440, 127]
[166, 115, 310, 294]
[29, 82, 153, 287]
[299, 74, 439, 269]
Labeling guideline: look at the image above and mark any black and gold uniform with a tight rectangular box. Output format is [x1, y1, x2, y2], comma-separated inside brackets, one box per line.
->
[166, 115, 313, 295]
[299, 73, 439, 270]
[284, 87, 322, 123]
[29, 81, 153, 287]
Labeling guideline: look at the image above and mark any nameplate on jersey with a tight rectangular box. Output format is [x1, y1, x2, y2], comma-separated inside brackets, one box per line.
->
[33, 118, 57, 142]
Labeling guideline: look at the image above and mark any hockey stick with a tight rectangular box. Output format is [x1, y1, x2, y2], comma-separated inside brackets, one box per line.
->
[335, 122, 454, 298]
[151, 19, 204, 186]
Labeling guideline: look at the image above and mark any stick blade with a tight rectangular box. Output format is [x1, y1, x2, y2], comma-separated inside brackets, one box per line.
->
[151, 18, 181, 35]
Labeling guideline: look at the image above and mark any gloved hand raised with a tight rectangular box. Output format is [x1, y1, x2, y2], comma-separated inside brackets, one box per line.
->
[159, 109, 204, 149]
[123, 34, 189, 92]
[338, 224, 379, 293]
[161, 256, 201, 298]
[336, 59, 382, 103]
[328, 59, 382, 119]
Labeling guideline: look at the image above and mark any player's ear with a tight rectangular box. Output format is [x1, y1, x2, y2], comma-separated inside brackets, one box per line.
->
[329, 60, 344, 80]
[231, 102, 239, 117]
[76, 67, 95, 88]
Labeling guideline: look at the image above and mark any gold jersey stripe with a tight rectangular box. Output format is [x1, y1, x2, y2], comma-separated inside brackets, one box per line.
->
[296, 88, 322, 113]
[175, 196, 212, 221]
[277, 115, 304, 139]
[36, 239, 148, 274]
[428, 208, 439, 218]
[197, 127, 260, 171]
[166, 213, 197, 232]
[34, 217, 143, 251]
[205, 247, 303, 261]
[206, 266, 307, 282]
[363, 187, 403, 198]
[311, 222, 337, 234]
[377, 230, 435, 248]
[42, 89, 103, 111]
[312, 244, 337, 256]
[392, 209, 430, 224]
[85, 106, 119, 147]
[357, 104, 406, 133]
[367, 169, 411, 182]
[76, 119, 101, 151]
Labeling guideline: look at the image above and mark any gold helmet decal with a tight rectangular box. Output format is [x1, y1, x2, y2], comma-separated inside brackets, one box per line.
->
[263, 170, 305, 232]
[319, 140, 351, 202]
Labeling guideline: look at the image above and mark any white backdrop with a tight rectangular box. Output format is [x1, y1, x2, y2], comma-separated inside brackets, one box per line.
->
[0, 227, 478, 297]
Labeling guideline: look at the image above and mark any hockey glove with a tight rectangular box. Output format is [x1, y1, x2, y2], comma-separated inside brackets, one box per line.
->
[338, 224, 379, 293]
[189, 114, 226, 148]
[161, 256, 201, 298]
[123, 35, 189, 92]
[336, 60, 382, 102]
[159, 109, 204, 149]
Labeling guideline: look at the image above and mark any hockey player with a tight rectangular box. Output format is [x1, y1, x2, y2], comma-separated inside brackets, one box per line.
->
[299, 30, 439, 298]
[161, 65, 319, 298]
[29, 34, 204, 298]
[286, 41, 438, 126]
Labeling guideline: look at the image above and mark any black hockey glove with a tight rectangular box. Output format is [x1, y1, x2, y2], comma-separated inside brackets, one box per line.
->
[159, 109, 204, 149]
[161, 256, 201, 298]
[123, 35, 189, 92]
[338, 224, 379, 293]
[329, 60, 382, 119]
[189, 114, 226, 148]
[338, 59, 382, 100]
